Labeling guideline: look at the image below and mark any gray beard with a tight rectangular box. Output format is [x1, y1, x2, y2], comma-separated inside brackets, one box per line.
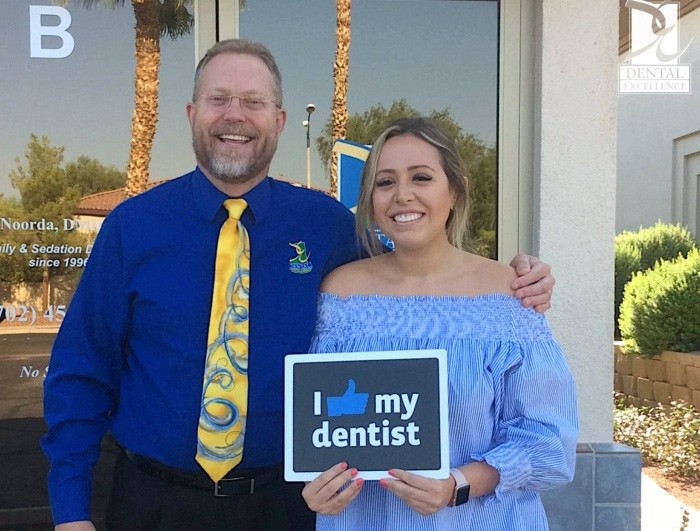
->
[193, 138, 258, 185]
[209, 156, 254, 184]
[192, 131, 277, 186]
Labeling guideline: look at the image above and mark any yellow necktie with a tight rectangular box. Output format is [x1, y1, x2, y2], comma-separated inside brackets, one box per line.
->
[197, 198, 250, 481]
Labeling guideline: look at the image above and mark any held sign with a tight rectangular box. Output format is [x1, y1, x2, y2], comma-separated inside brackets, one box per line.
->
[284, 349, 449, 481]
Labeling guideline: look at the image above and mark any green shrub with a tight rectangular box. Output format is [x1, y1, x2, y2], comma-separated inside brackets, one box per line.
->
[472, 229, 495, 259]
[614, 238, 642, 336]
[614, 394, 700, 479]
[635, 222, 697, 271]
[614, 222, 697, 337]
[619, 248, 700, 357]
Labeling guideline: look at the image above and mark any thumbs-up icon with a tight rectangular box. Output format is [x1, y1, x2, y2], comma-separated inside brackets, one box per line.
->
[327, 379, 369, 417]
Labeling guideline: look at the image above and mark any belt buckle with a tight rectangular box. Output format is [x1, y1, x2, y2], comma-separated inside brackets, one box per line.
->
[213, 476, 255, 497]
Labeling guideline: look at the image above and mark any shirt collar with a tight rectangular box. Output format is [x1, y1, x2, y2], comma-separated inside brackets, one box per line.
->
[191, 166, 272, 225]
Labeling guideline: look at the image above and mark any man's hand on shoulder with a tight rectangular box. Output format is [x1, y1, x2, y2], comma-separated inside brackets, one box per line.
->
[509, 254, 555, 313]
[56, 521, 96, 531]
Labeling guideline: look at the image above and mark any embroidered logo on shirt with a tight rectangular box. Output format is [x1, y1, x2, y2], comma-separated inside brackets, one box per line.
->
[289, 241, 313, 274]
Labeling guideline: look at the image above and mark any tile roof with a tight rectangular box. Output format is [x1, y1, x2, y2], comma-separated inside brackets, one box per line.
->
[74, 181, 168, 217]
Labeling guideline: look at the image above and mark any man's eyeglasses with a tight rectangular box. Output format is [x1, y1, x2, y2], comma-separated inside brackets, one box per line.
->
[202, 95, 280, 112]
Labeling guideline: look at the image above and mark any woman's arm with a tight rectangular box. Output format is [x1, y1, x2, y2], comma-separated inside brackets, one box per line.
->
[473, 338, 579, 497]
[380, 461, 500, 516]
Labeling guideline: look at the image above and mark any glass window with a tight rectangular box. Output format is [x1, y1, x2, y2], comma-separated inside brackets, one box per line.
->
[0, 2, 195, 525]
[0, 1, 498, 524]
[0, 3, 195, 352]
[240, 0, 499, 256]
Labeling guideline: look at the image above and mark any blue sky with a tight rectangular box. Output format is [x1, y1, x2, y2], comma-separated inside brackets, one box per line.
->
[0, 0, 497, 197]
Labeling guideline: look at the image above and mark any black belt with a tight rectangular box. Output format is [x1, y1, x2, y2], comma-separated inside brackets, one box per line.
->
[124, 450, 282, 497]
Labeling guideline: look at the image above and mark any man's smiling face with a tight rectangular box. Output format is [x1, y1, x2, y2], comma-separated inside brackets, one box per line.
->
[187, 52, 286, 195]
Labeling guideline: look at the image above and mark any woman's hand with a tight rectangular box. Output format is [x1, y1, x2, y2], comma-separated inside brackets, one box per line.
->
[380, 469, 455, 516]
[301, 462, 364, 515]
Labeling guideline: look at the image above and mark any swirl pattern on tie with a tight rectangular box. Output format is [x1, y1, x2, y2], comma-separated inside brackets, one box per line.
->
[197, 198, 250, 481]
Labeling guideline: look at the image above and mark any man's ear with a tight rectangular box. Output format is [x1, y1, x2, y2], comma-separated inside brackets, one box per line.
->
[276, 107, 287, 135]
[186, 102, 195, 128]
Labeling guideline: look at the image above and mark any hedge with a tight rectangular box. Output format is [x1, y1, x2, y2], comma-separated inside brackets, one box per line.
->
[614, 222, 697, 336]
[619, 248, 700, 357]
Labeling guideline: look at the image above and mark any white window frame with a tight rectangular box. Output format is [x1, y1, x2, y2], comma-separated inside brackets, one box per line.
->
[498, 0, 535, 260]
[193, 0, 240, 62]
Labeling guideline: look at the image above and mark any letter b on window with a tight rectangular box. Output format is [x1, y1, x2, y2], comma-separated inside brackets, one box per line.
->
[30, 6, 75, 59]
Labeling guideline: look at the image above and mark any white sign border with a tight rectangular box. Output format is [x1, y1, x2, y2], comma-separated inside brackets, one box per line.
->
[284, 348, 450, 482]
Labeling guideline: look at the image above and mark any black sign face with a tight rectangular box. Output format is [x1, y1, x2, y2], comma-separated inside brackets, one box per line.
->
[284, 349, 449, 481]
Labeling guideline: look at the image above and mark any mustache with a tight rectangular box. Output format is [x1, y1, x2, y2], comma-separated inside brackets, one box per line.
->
[211, 125, 257, 137]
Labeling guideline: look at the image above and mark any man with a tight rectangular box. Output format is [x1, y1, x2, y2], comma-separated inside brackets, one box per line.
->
[43, 39, 554, 531]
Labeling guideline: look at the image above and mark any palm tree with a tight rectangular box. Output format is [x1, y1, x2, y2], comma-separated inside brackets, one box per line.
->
[74, 0, 193, 197]
[330, 0, 351, 198]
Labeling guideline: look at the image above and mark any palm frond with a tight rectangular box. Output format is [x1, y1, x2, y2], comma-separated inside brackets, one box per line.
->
[159, 0, 195, 40]
[70, 0, 126, 9]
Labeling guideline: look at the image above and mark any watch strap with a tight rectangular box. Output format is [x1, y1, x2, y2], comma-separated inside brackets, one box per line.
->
[449, 467, 470, 507]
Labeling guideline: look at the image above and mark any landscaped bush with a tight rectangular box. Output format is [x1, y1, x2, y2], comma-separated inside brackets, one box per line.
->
[614, 237, 642, 336]
[614, 222, 697, 337]
[614, 394, 700, 480]
[634, 222, 697, 272]
[619, 248, 700, 357]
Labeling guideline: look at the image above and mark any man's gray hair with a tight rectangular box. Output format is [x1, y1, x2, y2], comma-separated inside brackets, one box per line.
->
[192, 39, 283, 105]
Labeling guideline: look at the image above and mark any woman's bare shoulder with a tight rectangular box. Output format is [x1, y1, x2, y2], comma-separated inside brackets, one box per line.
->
[468, 254, 517, 296]
[320, 257, 380, 296]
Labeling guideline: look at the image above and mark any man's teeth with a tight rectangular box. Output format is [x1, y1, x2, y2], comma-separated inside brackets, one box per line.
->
[394, 213, 422, 223]
[220, 134, 251, 142]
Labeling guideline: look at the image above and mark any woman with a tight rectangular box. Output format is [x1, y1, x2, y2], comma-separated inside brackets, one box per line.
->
[302, 118, 578, 530]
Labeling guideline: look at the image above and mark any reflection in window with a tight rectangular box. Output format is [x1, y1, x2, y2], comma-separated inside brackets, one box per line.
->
[241, 0, 498, 256]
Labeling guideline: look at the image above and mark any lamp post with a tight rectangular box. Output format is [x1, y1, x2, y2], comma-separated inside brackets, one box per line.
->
[304, 103, 315, 188]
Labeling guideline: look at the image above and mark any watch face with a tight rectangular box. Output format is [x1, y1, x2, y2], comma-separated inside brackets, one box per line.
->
[455, 484, 471, 506]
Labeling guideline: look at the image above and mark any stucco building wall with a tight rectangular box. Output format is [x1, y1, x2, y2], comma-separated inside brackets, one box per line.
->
[535, 0, 618, 443]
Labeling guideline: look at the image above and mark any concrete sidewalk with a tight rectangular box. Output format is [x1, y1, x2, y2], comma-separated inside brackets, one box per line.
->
[642, 472, 700, 531]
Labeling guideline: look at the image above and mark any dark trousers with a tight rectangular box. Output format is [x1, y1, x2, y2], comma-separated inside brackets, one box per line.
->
[106, 451, 315, 531]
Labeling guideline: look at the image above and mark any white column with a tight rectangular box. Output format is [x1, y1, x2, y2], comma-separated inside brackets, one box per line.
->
[533, 0, 618, 442]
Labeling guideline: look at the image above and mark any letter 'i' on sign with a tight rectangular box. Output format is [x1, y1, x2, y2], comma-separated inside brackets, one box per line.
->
[314, 391, 321, 415]
[29, 6, 75, 59]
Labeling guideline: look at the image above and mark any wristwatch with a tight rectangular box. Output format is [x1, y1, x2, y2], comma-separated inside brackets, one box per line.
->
[448, 467, 471, 507]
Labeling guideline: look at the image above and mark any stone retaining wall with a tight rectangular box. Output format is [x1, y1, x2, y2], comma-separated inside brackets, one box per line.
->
[614, 345, 700, 410]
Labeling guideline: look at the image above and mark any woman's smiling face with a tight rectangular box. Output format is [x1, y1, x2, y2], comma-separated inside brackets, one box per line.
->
[372, 134, 456, 253]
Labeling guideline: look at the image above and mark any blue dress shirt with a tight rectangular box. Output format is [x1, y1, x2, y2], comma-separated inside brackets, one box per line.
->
[42, 168, 358, 524]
